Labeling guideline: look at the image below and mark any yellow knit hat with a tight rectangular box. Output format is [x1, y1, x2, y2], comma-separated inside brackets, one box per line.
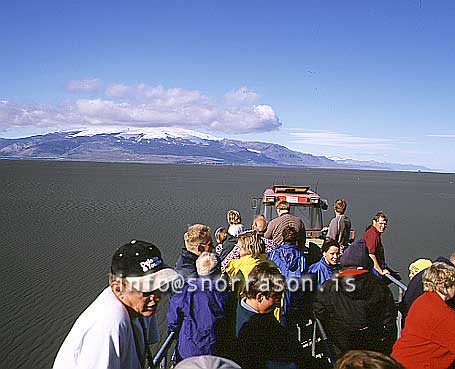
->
[408, 258, 432, 279]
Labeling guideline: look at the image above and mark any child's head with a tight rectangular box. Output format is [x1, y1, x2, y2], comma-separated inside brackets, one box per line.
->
[214, 227, 229, 245]
[244, 262, 285, 313]
[196, 252, 219, 276]
[227, 209, 242, 225]
[236, 230, 264, 257]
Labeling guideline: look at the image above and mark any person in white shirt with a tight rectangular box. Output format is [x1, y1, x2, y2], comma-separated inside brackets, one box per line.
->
[53, 240, 179, 369]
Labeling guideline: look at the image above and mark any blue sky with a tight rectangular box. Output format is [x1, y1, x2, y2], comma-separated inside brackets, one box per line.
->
[1, 0, 454, 171]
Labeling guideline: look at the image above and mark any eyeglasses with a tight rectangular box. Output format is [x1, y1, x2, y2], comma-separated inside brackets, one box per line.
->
[141, 290, 160, 298]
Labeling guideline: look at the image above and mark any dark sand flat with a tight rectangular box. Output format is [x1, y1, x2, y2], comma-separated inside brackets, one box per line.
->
[1, 160, 454, 369]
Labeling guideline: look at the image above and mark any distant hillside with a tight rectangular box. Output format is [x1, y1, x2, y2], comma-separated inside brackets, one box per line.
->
[0, 127, 432, 171]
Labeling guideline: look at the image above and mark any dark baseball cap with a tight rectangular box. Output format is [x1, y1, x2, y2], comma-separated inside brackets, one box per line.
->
[111, 240, 179, 292]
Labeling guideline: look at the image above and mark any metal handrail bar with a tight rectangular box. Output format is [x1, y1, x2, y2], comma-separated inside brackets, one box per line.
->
[312, 317, 336, 366]
[384, 273, 408, 339]
[152, 331, 176, 368]
[385, 274, 408, 292]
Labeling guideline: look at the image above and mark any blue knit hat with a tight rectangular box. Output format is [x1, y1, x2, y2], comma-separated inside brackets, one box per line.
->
[340, 239, 373, 270]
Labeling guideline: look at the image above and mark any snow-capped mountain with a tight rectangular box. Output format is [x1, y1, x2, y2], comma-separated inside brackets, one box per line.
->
[0, 127, 432, 171]
[68, 126, 220, 142]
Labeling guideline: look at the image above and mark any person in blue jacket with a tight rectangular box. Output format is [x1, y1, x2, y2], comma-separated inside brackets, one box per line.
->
[268, 225, 308, 332]
[174, 224, 213, 280]
[167, 252, 232, 362]
[308, 238, 340, 287]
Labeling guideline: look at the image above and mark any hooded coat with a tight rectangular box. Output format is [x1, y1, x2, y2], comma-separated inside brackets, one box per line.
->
[167, 277, 232, 360]
[174, 248, 199, 280]
[313, 239, 397, 360]
[268, 244, 308, 319]
[308, 256, 338, 287]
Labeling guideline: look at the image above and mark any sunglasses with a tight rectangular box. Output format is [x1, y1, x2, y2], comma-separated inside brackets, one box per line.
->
[141, 290, 160, 297]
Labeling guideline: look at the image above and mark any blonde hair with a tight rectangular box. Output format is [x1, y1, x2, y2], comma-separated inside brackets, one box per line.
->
[196, 252, 218, 276]
[237, 230, 264, 257]
[227, 209, 242, 225]
[275, 200, 290, 211]
[423, 262, 455, 296]
[184, 224, 212, 253]
[334, 350, 405, 369]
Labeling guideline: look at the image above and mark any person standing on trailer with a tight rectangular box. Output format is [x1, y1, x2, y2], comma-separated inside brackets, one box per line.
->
[264, 200, 306, 247]
[363, 211, 390, 277]
[327, 199, 352, 252]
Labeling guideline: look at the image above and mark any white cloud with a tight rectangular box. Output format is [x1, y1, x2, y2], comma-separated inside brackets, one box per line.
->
[105, 83, 131, 97]
[0, 83, 282, 135]
[427, 134, 455, 138]
[66, 79, 101, 93]
[0, 100, 82, 129]
[289, 129, 394, 150]
[223, 86, 260, 106]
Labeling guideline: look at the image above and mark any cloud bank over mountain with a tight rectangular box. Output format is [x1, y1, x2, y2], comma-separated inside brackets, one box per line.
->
[0, 82, 281, 136]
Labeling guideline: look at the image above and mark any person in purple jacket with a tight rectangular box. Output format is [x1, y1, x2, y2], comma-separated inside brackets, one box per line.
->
[167, 252, 233, 362]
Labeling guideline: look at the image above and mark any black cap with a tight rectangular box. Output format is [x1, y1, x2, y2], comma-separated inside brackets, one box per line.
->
[111, 240, 179, 292]
[111, 240, 166, 277]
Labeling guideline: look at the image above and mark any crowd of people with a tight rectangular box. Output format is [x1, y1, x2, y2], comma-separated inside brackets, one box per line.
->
[52, 199, 455, 369]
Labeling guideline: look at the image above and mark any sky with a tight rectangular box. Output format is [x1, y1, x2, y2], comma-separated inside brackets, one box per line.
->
[1, 0, 455, 172]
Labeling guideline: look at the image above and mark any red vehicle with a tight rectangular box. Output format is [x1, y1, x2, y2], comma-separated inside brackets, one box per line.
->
[252, 184, 329, 246]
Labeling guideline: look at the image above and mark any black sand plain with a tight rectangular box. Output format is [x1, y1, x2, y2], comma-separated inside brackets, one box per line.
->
[1, 159, 454, 369]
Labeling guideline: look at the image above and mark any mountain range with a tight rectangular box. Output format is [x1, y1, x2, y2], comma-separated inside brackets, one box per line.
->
[0, 127, 431, 171]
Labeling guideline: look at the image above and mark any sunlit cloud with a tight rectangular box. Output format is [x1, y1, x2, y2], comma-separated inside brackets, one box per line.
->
[66, 79, 101, 93]
[0, 84, 282, 136]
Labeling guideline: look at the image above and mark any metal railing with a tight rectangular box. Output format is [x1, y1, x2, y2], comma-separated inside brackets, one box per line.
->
[385, 273, 407, 293]
[311, 317, 336, 366]
[151, 275, 409, 368]
[151, 331, 176, 369]
[384, 273, 407, 338]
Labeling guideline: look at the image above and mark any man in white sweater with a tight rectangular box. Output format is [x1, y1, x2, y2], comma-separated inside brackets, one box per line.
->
[53, 240, 179, 369]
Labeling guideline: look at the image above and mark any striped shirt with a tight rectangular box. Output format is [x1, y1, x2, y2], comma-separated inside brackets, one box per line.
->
[264, 213, 305, 246]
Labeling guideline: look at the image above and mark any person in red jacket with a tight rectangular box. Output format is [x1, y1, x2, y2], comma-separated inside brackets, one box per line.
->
[363, 211, 389, 276]
[392, 262, 455, 369]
